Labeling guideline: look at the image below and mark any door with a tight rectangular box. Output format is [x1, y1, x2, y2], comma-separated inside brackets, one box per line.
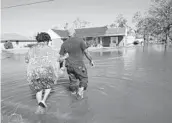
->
[102, 37, 110, 47]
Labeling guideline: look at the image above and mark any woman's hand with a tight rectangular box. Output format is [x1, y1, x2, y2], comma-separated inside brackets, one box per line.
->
[61, 67, 65, 71]
[25, 56, 29, 63]
[64, 53, 69, 59]
[25, 59, 29, 63]
[25, 52, 30, 63]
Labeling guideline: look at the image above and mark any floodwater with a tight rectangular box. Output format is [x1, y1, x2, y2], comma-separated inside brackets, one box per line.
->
[1, 45, 172, 123]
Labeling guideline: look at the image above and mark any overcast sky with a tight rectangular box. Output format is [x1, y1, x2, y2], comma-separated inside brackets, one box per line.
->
[1, 0, 151, 36]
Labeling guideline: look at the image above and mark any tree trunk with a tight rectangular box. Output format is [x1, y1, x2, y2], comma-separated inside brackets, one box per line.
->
[164, 29, 170, 52]
[165, 32, 168, 45]
[143, 30, 146, 46]
[143, 34, 146, 45]
[167, 28, 172, 44]
[165, 26, 171, 45]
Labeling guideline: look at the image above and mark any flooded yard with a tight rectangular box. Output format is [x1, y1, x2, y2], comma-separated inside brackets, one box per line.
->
[1, 45, 172, 123]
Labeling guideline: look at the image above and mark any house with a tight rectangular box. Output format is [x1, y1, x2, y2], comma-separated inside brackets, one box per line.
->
[1, 33, 36, 49]
[47, 29, 69, 50]
[75, 26, 107, 47]
[102, 27, 127, 47]
[75, 26, 127, 47]
[51, 26, 127, 47]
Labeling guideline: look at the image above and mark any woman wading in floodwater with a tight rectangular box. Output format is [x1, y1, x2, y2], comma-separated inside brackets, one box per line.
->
[25, 32, 68, 113]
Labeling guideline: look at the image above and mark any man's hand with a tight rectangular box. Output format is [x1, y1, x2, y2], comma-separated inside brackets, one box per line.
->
[59, 53, 69, 62]
[89, 60, 94, 66]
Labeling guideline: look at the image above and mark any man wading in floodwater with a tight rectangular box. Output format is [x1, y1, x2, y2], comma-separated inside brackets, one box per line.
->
[59, 28, 94, 99]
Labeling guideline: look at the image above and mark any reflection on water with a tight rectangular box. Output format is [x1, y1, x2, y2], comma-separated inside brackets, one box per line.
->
[1, 50, 24, 62]
[152, 45, 165, 52]
[1, 45, 172, 123]
[90, 49, 123, 58]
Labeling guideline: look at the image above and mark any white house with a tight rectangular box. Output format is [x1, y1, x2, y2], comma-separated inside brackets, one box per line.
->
[47, 29, 69, 51]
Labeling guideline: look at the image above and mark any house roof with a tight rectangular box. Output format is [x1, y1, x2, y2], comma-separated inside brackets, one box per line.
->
[104, 27, 126, 36]
[75, 26, 107, 38]
[51, 29, 69, 38]
[52, 27, 127, 38]
[1, 33, 35, 42]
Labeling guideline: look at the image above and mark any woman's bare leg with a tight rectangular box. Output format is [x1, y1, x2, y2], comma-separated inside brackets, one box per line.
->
[35, 90, 44, 114]
[41, 88, 51, 107]
[36, 90, 43, 104]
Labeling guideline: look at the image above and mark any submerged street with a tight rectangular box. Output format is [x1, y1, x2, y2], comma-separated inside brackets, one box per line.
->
[1, 45, 172, 123]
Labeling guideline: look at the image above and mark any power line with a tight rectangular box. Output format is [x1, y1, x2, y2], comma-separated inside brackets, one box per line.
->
[1, 0, 55, 10]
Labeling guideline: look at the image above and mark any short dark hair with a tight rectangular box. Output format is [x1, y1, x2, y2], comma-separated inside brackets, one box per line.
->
[36, 32, 51, 42]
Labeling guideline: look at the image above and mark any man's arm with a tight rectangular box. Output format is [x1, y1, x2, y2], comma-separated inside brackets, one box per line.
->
[80, 40, 93, 66]
[83, 49, 92, 62]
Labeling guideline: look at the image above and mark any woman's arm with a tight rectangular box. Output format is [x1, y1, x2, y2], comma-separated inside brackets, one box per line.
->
[25, 47, 33, 63]
[25, 52, 30, 63]
[59, 53, 69, 62]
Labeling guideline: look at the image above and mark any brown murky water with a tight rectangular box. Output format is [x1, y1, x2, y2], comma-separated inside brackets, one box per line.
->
[1, 45, 172, 123]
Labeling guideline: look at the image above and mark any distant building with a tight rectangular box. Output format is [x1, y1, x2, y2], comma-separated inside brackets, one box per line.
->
[1, 33, 36, 49]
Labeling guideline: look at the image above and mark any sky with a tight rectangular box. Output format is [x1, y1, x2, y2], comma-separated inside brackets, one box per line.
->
[1, 0, 151, 37]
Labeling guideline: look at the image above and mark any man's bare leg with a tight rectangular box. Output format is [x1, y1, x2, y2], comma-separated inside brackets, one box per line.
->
[77, 87, 84, 99]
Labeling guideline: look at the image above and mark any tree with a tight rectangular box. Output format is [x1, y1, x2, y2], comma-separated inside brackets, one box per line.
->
[52, 22, 70, 30]
[109, 23, 117, 28]
[116, 14, 127, 28]
[73, 17, 90, 29]
[109, 14, 127, 28]
[132, 11, 142, 24]
[133, 12, 146, 40]
[63, 23, 69, 30]
[133, 0, 172, 44]
[148, 0, 172, 44]
[133, 12, 154, 42]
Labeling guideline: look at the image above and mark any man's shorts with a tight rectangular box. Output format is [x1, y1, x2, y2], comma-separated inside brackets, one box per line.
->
[66, 62, 88, 91]
[60, 61, 63, 68]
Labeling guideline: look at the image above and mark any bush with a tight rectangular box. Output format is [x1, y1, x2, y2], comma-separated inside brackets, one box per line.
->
[4, 41, 13, 49]
[25, 44, 36, 48]
[133, 40, 139, 45]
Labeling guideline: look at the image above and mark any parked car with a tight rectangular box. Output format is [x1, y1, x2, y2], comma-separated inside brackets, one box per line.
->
[133, 40, 139, 45]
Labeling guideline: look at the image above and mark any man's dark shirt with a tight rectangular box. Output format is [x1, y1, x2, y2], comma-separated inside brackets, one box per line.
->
[59, 37, 87, 66]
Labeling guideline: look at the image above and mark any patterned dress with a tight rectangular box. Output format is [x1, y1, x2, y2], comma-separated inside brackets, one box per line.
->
[25, 43, 60, 92]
